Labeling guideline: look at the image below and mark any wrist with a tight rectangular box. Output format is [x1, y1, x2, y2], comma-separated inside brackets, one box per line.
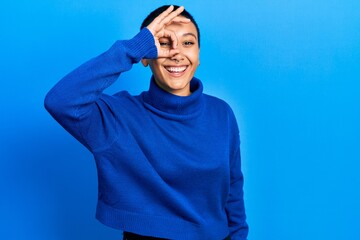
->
[122, 28, 157, 62]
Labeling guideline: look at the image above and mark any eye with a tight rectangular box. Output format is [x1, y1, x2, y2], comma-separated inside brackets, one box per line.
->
[159, 41, 171, 48]
[183, 41, 195, 47]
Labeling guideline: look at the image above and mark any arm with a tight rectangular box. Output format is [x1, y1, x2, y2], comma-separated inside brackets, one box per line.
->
[226, 144, 249, 239]
[44, 28, 157, 151]
[44, 5, 189, 151]
[225, 112, 249, 239]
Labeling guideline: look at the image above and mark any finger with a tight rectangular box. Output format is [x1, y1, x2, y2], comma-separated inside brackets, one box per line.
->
[155, 28, 178, 48]
[147, 5, 174, 33]
[165, 16, 191, 26]
[158, 48, 180, 58]
[160, 6, 185, 27]
[159, 29, 178, 49]
[148, 6, 187, 35]
[152, 5, 175, 26]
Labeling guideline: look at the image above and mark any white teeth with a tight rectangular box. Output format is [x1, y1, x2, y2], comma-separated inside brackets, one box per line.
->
[165, 66, 187, 73]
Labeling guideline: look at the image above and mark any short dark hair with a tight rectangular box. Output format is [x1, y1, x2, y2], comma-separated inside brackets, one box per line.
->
[140, 5, 200, 48]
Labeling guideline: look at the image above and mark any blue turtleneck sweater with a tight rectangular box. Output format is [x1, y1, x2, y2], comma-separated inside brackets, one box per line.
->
[44, 28, 248, 240]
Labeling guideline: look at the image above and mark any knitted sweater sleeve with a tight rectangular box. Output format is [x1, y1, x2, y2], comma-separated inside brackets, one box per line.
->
[226, 110, 249, 240]
[44, 28, 157, 151]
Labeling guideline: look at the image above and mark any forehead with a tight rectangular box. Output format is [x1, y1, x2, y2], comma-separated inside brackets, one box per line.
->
[165, 17, 198, 38]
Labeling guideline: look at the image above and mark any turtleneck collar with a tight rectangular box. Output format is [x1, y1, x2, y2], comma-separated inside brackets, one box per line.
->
[142, 76, 204, 120]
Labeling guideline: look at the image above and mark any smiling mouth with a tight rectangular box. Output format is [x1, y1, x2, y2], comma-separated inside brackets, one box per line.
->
[164, 66, 188, 74]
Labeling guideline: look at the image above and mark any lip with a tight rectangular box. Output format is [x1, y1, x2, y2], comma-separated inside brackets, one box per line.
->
[164, 65, 188, 78]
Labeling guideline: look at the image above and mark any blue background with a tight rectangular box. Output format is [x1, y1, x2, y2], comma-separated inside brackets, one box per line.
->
[1, 0, 359, 239]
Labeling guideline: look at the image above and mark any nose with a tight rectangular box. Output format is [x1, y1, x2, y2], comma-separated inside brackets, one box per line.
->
[170, 52, 184, 63]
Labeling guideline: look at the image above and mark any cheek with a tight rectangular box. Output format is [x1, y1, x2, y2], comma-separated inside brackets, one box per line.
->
[190, 49, 200, 64]
[191, 53, 200, 67]
[150, 60, 165, 73]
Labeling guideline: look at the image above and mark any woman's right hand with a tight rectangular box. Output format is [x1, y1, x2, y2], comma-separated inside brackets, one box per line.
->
[146, 5, 190, 58]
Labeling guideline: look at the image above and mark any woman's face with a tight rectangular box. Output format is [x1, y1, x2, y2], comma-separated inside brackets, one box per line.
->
[144, 17, 200, 96]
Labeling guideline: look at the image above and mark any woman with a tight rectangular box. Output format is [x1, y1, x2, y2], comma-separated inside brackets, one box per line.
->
[45, 5, 248, 240]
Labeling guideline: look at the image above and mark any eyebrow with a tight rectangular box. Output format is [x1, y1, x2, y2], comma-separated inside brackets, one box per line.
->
[182, 33, 197, 39]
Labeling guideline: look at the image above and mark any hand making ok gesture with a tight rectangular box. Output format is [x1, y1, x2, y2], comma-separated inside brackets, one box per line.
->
[146, 5, 190, 58]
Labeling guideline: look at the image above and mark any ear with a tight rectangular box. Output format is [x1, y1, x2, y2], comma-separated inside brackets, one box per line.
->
[141, 59, 149, 67]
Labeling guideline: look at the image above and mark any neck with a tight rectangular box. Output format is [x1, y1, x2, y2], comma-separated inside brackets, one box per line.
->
[141, 76, 204, 120]
[153, 78, 192, 97]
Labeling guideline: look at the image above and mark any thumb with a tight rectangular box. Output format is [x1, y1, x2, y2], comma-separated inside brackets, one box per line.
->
[158, 48, 180, 59]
